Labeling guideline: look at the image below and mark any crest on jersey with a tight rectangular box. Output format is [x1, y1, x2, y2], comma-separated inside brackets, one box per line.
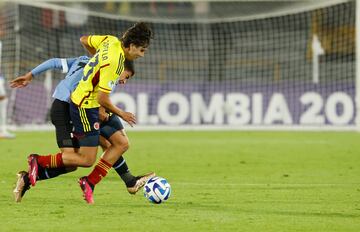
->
[93, 122, 100, 130]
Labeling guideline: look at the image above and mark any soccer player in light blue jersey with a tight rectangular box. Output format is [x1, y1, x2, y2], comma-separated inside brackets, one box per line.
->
[11, 56, 154, 202]
[11, 56, 91, 151]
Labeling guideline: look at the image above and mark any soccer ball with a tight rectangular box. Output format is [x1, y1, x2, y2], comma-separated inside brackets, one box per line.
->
[143, 176, 171, 204]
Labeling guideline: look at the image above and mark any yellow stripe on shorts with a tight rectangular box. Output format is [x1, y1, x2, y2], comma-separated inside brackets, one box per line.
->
[79, 107, 91, 132]
[82, 108, 91, 132]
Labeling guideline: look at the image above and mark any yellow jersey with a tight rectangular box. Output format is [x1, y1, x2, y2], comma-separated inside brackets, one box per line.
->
[71, 35, 125, 108]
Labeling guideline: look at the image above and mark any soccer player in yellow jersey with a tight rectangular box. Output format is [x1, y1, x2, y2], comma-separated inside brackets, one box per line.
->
[26, 22, 153, 204]
[11, 58, 153, 203]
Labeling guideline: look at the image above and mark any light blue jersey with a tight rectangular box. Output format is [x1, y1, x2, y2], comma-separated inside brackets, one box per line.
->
[52, 56, 90, 102]
[31, 56, 90, 103]
[31, 55, 120, 103]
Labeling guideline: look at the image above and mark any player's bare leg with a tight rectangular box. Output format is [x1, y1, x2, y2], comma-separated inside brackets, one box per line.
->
[80, 131, 128, 200]
[101, 130, 129, 164]
[99, 135, 148, 193]
[61, 146, 98, 167]
[88, 130, 154, 194]
[27, 146, 97, 186]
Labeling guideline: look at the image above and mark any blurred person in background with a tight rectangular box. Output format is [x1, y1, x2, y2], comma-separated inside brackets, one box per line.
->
[0, 10, 15, 139]
[0, 68, 15, 139]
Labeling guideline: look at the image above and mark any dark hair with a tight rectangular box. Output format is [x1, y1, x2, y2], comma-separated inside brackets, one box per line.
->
[121, 22, 153, 48]
[124, 59, 135, 76]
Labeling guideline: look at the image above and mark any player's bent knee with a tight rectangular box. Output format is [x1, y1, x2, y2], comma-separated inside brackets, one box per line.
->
[120, 141, 129, 153]
[99, 136, 111, 151]
[109, 132, 129, 148]
[118, 137, 130, 151]
[82, 160, 95, 167]
[83, 155, 97, 167]
[78, 147, 98, 167]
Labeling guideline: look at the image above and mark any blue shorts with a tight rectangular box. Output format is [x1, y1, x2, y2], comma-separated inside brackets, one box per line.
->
[69, 101, 100, 147]
[100, 114, 124, 139]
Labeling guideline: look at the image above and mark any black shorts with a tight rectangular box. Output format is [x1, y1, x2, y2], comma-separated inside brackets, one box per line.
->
[100, 114, 124, 139]
[50, 99, 79, 148]
[69, 101, 100, 147]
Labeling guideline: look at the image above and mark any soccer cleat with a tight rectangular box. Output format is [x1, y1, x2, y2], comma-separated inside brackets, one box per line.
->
[78, 177, 94, 204]
[13, 171, 31, 203]
[127, 172, 156, 195]
[27, 154, 39, 186]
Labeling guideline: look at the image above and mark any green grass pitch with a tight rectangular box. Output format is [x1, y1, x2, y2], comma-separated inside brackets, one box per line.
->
[0, 131, 359, 231]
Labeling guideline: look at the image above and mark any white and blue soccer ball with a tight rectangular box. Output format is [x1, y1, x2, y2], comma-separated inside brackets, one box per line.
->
[143, 176, 171, 204]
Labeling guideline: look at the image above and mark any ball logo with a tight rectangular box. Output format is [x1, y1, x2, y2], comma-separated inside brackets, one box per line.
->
[143, 176, 171, 204]
[93, 122, 100, 130]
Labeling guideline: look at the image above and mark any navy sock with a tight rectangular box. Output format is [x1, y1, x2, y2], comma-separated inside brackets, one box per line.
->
[112, 156, 136, 187]
[37, 166, 68, 180]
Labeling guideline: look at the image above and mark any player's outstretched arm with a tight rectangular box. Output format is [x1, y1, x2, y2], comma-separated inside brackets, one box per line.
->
[10, 58, 72, 88]
[97, 90, 136, 127]
[10, 72, 33, 88]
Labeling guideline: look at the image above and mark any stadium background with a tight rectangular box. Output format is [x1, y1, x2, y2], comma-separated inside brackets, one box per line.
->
[0, 1, 359, 232]
[0, 0, 357, 130]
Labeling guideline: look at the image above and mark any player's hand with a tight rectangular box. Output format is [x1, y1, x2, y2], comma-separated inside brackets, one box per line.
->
[99, 106, 109, 122]
[120, 111, 136, 127]
[10, 72, 33, 88]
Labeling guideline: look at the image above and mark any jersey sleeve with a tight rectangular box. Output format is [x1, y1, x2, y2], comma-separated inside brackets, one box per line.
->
[31, 58, 70, 76]
[87, 35, 118, 50]
[64, 58, 78, 73]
